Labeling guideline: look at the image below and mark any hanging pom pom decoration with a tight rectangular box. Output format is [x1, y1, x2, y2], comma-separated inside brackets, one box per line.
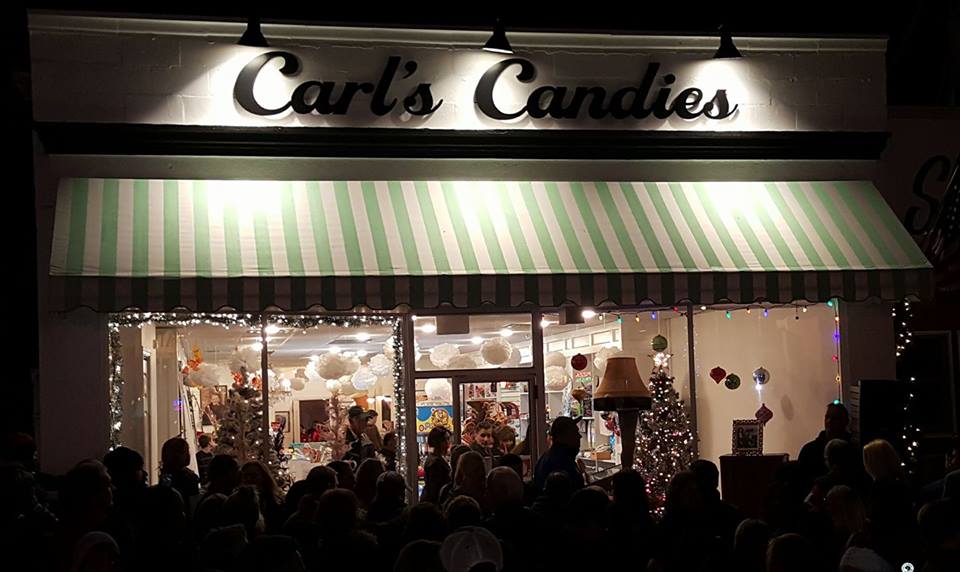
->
[724, 373, 741, 390]
[651, 334, 669, 352]
[425, 378, 453, 402]
[290, 378, 306, 391]
[368, 353, 393, 377]
[480, 336, 513, 366]
[189, 363, 233, 388]
[230, 346, 261, 374]
[304, 365, 322, 384]
[710, 366, 727, 384]
[314, 353, 352, 380]
[351, 366, 377, 391]
[752, 367, 770, 386]
[325, 379, 342, 395]
[504, 348, 522, 367]
[430, 343, 461, 369]
[416, 354, 437, 371]
[338, 375, 358, 396]
[383, 337, 395, 360]
[755, 403, 773, 425]
[545, 351, 567, 368]
[341, 355, 361, 376]
[545, 366, 571, 390]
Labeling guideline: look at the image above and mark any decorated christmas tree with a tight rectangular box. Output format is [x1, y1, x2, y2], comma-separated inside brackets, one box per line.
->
[636, 353, 696, 515]
[214, 370, 289, 487]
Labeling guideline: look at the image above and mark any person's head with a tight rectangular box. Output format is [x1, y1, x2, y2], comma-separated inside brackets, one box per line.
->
[366, 410, 378, 427]
[395, 540, 443, 572]
[207, 454, 241, 495]
[665, 470, 703, 514]
[543, 471, 574, 502]
[315, 488, 360, 536]
[733, 519, 771, 568]
[313, 421, 322, 430]
[611, 468, 649, 513]
[475, 420, 495, 450]
[210, 394, 221, 406]
[60, 460, 113, 524]
[102, 446, 146, 492]
[485, 466, 523, 513]
[454, 451, 487, 490]
[824, 402, 850, 437]
[193, 493, 228, 539]
[305, 465, 338, 496]
[549, 416, 582, 450]
[373, 471, 406, 507]
[449, 445, 470, 481]
[0, 432, 38, 472]
[917, 498, 960, 549]
[382, 420, 395, 433]
[824, 438, 855, 472]
[427, 426, 451, 456]
[863, 439, 905, 481]
[494, 425, 517, 454]
[439, 526, 504, 572]
[567, 486, 610, 528]
[403, 502, 447, 543]
[383, 432, 398, 453]
[445, 495, 482, 530]
[766, 533, 818, 572]
[240, 461, 278, 501]
[327, 460, 356, 490]
[354, 458, 386, 507]
[347, 405, 367, 434]
[689, 459, 720, 494]
[825, 485, 866, 535]
[497, 453, 524, 479]
[160, 437, 191, 473]
[138, 484, 187, 536]
[223, 485, 263, 539]
[198, 434, 213, 452]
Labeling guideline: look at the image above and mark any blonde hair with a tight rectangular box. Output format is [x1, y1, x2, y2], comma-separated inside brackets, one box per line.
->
[863, 439, 904, 481]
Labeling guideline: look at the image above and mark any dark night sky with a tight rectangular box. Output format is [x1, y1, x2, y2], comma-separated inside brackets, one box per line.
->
[2, 2, 957, 434]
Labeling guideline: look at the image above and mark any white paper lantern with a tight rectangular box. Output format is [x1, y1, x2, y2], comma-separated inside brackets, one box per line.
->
[339, 375, 359, 396]
[430, 343, 461, 368]
[446, 354, 478, 370]
[369, 353, 393, 377]
[545, 351, 567, 369]
[189, 363, 233, 388]
[351, 366, 377, 391]
[480, 336, 513, 366]
[594, 346, 621, 374]
[504, 348, 521, 367]
[290, 378, 306, 391]
[304, 366, 322, 384]
[425, 378, 452, 402]
[545, 365, 570, 390]
[383, 337, 396, 360]
[416, 354, 437, 371]
[342, 356, 361, 376]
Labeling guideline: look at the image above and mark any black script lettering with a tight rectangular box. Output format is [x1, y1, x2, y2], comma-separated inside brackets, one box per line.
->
[651, 74, 676, 119]
[629, 63, 660, 119]
[475, 58, 537, 120]
[564, 86, 608, 119]
[234, 51, 301, 116]
[332, 82, 376, 114]
[527, 85, 565, 119]
[672, 87, 704, 119]
[404, 84, 442, 115]
[371, 56, 402, 115]
[703, 89, 738, 119]
[905, 155, 951, 234]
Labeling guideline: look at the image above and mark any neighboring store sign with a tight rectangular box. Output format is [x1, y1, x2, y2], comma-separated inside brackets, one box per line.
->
[234, 51, 737, 123]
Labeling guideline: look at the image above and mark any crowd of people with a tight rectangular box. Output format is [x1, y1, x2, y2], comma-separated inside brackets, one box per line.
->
[1, 403, 958, 572]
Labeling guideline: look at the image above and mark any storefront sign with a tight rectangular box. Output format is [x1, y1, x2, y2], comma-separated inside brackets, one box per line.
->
[234, 51, 736, 123]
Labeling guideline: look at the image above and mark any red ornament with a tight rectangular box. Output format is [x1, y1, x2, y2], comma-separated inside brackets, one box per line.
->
[755, 403, 774, 425]
[710, 366, 727, 384]
[571, 353, 588, 371]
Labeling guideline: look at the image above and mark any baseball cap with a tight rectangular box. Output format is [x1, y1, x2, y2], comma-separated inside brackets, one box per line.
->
[439, 526, 503, 572]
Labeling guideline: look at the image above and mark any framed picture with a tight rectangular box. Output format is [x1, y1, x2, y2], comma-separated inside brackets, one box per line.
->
[732, 419, 763, 456]
[274, 411, 290, 434]
[200, 385, 229, 427]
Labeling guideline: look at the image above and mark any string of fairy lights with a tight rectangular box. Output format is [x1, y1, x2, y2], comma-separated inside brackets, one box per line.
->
[107, 312, 407, 478]
[893, 300, 920, 474]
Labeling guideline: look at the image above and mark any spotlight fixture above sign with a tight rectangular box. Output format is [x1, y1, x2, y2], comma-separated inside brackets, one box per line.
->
[483, 19, 513, 54]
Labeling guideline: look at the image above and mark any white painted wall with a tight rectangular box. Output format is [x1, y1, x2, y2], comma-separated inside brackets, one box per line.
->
[691, 306, 839, 465]
[28, 14, 886, 131]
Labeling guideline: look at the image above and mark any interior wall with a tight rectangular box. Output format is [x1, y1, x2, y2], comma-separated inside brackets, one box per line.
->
[692, 305, 838, 465]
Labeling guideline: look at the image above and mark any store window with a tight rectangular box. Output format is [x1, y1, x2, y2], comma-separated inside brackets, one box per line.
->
[541, 307, 693, 481]
[112, 314, 401, 485]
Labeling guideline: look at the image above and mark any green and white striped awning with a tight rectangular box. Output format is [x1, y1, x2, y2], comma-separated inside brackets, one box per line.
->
[49, 179, 931, 311]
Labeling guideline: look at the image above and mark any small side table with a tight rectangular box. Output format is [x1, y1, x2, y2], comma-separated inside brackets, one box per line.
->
[719, 453, 788, 518]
